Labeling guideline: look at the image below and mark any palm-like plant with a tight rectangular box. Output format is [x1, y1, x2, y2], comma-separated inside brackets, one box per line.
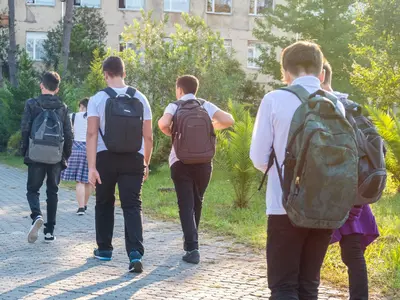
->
[216, 101, 256, 208]
[366, 107, 400, 189]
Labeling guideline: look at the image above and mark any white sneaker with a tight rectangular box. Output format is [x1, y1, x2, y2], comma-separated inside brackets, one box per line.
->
[28, 216, 44, 244]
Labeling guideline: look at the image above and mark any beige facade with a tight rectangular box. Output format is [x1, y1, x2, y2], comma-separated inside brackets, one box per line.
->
[0, 0, 283, 83]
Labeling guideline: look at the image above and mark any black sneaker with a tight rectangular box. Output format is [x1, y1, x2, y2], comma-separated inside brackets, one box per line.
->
[182, 249, 200, 264]
[44, 227, 56, 243]
[84, 206, 87, 211]
[76, 208, 85, 215]
[128, 250, 143, 273]
[93, 249, 112, 261]
[28, 216, 44, 244]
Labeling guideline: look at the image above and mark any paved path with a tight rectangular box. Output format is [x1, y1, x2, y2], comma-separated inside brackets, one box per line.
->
[0, 163, 350, 300]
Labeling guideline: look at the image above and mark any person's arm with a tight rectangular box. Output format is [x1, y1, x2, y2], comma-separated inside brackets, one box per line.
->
[86, 116, 101, 187]
[20, 100, 32, 156]
[212, 110, 234, 130]
[158, 113, 173, 137]
[250, 94, 273, 173]
[63, 106, 73, 160]
[143, 119, 153, 180]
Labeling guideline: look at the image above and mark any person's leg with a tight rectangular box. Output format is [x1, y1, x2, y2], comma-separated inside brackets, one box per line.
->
[171, 162, 197, 251]
[340, 234, 369, 300]
[117, 153, 145, 258]
[76, 182, 86, 208]
[95, 151, 117, 252]
[298, 228, 333, 300]
[192, 163, 212, 230]
[26, 164, 46, 220]
[84, 183, 92, 207]
[45, 163, 62, 233]
[267, 215, 307, 300]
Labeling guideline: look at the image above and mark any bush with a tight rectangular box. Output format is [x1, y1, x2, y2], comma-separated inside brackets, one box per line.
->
[7, 131, 21, 156]
[216, 101, 256, 208]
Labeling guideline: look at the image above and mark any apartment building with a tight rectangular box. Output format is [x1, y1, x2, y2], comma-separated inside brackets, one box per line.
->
[0, 0, 282, 82]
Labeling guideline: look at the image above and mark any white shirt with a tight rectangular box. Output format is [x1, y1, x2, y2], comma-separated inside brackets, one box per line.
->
[71, 112, 87, 142]
[164, 93, 220, 166]
[250, 76, 346, 215]
[87, 87, 152, 154]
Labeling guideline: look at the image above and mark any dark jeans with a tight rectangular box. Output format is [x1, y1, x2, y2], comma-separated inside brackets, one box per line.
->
[340, 234, 368, 300]
[171, 161, 212, 252]
[267, 215, 333, 300]
[27, 163, 62, 232]
[95, 151, 145, 257]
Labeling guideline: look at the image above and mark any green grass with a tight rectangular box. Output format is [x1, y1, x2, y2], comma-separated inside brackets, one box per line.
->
[143, 165, 400, 296]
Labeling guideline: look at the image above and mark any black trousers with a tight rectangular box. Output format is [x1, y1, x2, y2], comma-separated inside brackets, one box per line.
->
[340, 234, 369, 300]
[27, 163, 62, 232]
[95, 151, 145, 257]
[267, 215, 333, 300]
[171, 161, 212, 252]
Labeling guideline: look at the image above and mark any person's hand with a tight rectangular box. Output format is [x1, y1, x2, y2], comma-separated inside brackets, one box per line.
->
[88, 168, 102, 188]
[144, 165, 149, 181]
[348, 205, 363, 222]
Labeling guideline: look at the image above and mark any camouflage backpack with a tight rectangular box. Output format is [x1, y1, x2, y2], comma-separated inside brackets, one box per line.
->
[263, 85, 359, 229]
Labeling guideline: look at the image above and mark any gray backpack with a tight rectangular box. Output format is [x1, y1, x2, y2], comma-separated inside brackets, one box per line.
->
[259, 85, 359, 229]
[29, 103, 64, 164]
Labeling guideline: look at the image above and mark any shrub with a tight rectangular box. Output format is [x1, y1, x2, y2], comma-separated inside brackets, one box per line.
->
[217, 101, 256, 208]
[7, 131, 21, 156]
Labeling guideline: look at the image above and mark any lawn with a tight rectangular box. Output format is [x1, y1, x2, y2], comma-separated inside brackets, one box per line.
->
[1, 154, 399, 296]
[142, 165, 400, 297]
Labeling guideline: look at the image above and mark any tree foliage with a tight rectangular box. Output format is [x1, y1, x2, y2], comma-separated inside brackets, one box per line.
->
[43, 7, 107, 82]
[350, 0, 400, 108]
[253, 0, 357, 94]
[216, 101, 256, 208]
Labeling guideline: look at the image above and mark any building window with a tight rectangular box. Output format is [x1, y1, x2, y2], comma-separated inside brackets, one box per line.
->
[74, 0, 100, 8]
[224, 39, 232, 55]
[26, 32, 47, 61]
[207, 0, 232, 14]
[249, 0, 274, 15]
[119, 35, 135, 52]
[26, 0, 55, 5]
[164, 0, 190, 12]
[119, 0, 144, 10]
[247, 41, 263, 69]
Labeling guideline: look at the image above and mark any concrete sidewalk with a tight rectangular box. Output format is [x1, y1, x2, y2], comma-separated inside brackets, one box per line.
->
[0, 163, 349, 300]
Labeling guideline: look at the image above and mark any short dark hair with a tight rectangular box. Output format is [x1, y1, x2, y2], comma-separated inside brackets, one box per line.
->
[102, 56, 125, 78]
[41, 71, 61, 92]
[79, 98, 89, 108]
[323, 60, 332, 86]
[176, 75, 199, 95]
[281, 41, 324, 78]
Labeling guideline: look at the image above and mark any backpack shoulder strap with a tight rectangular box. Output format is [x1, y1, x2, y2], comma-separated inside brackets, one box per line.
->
[279, 85, 310, 103]
[126, 87, 137, 98]
[102, 87, 118, 98]
[71, 113, 76, 126]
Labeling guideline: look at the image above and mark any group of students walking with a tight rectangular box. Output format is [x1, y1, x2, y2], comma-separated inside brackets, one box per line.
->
[20, 40, 385, 299]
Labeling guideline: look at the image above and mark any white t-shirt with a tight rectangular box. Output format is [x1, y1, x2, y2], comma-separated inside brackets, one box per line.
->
[71, 112, 88, 142]
[164, 93, 220, 166]
[87, 87, 152, 154]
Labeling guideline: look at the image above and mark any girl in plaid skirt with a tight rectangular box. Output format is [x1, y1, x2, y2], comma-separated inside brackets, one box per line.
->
[61, 98, 92, 215]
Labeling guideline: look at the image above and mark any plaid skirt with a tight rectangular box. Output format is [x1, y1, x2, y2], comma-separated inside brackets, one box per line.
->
[61, 141, 89, 183]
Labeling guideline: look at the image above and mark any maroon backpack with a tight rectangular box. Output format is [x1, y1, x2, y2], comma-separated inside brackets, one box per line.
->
[172, 99, 216, 164]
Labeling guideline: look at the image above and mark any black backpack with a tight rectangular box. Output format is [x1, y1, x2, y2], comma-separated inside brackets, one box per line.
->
[100, 87, 144, 153]
[338, 96, 387, 205]
[29, 101, 64, 164]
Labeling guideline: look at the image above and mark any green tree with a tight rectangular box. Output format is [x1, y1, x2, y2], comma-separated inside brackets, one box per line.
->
[253, 0, 357, 94]
[350, 0, 400, 108]
[43, 7, 107, 81]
